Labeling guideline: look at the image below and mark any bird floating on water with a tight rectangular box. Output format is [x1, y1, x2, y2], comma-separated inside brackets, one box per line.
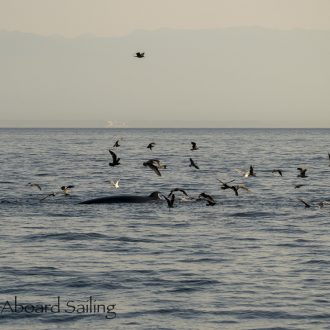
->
[191, 142, 198, 151]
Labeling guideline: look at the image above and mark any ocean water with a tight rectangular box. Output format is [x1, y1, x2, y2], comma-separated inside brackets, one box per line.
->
[0, 128, 330, 330]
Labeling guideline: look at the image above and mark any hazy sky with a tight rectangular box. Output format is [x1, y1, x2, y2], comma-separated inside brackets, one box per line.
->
[1, 0, 330, 37]
[1, 0, 330, 127]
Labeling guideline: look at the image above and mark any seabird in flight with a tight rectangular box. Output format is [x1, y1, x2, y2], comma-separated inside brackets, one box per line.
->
[199, 192, 216, 206]
[61, 185, 74, 195]
[27, 183, 42, 191]
[147, 142, 155, 150]
[143, 160, 162, 176]
[297, 167, 308, 178]
[298, 198, 311, 208]
[272, 169, 283, 177]
[134, 52, 145, 58]
[189, 158, 199, 169]
[109, 150, 121, 167]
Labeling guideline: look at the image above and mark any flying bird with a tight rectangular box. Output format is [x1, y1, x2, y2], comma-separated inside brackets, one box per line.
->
[61, 185, 74, 195]
[297, 167, 308, 178]
[236, 165, 256, 178]
[168, 188, 189, 198]
[164, 194, 175, 208]
[245, 165, 256, 177]
[111, 180, 120, 189]
[272, 169, 283, 176]
[189, 158, 199, 169]
[113, 140, 120, 148]
[217, 179, 235, 190]
[199, 192, 216, 206]
[134, 52, 145, 58]
[147, 142, 155, 150]
[298, 198, 311, 208]
[40, 192, 57, 201]
[143, 160, 162, 176]
[109, 150, 121, 167]
[27, 182, 42, 191]
[230, 184, 250, 196]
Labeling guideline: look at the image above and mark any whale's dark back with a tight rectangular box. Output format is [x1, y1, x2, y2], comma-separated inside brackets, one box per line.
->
[80, 192, 160, 204]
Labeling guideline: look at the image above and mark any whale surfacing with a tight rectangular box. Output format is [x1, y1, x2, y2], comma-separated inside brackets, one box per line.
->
[80, 191, 161, 204]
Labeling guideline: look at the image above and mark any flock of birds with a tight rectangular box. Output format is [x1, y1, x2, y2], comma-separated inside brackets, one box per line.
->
[26, 135, 330, 210]
[23, 50, 330, 209]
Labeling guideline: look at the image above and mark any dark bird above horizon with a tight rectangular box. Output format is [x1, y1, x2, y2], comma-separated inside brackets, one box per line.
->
[189, 158, 199, 169]
[191, 142, 198, 151]
[109, 150, 121, 167]
[147, 142, 155, 150]
[134, 52, 145, 58]
[297, 167, 308, 178]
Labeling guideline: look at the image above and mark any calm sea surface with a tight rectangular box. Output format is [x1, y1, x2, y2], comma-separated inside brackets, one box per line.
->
[0, 128, 330, 330]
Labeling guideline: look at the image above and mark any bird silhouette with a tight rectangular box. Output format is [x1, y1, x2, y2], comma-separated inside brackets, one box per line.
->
[191, 142, 199, 151]
[109, 150, 121, 166]
[164, 194, 175, 208]
[297, 168, 308, 178]
[199, 192, 216, 206]
[147, 142, 155, 150]
[272, 169, 283, 176]
[134, 52, 145, 58]
[143, 160, 162, 176]
[189, 158, 199, 169]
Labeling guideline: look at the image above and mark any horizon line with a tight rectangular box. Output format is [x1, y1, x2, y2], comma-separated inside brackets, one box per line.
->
[1, 25, 330, 40]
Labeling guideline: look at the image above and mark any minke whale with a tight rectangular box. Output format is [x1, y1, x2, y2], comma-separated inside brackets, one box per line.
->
[80, 191, 161, 204]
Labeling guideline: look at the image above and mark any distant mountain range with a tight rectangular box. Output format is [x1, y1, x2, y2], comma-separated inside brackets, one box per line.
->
[1, 28, 330, 127]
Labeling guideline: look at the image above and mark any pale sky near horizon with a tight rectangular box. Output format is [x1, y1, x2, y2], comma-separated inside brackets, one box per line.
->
[1, 0, 330, 127]
[1, 0, 330, 37]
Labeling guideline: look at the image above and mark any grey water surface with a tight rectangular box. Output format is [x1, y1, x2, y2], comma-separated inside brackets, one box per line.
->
[0, 128, 330, 330]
